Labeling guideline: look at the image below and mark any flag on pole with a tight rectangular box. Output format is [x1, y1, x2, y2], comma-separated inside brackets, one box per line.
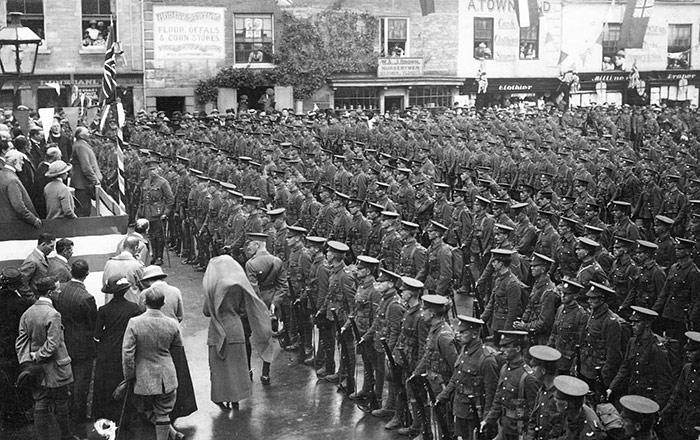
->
[99, 20, 125, 211]
[419, 0, 435, 16]
[515, 0, 539, 28]
[618, 0, 654, 48]
[100, 23, 118, 107]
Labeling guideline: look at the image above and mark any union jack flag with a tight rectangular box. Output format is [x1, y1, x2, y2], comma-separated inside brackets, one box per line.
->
[100, 23, 118, 107]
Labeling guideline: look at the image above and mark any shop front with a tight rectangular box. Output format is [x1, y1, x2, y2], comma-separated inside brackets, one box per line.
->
[328, 58, 464, 113]
[574, 70, 700, 107]
[0, 73, 143, 115]
[461, 77, 567, 108]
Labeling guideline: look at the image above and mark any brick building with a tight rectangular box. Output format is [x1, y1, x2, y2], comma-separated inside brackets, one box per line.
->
[0, 0, 144, 112]
[2, 0, 698, 114]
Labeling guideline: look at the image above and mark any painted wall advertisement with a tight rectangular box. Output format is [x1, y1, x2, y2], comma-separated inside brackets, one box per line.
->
[153, 6, 226, 59]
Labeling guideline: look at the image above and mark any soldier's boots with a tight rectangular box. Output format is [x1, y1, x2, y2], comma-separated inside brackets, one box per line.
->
[397, 402, 422, 437]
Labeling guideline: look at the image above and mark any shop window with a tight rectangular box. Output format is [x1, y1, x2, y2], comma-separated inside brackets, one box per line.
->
[601, 23, 622, 70]
[234, 14, 274, 65]
[81, 0, 115, 49]
[7, 0, 44, 41]
[381, 18, 409, 57]
[667, 24, 691, 69]
[408, 86, 454, 108]
[519, 23, 538, 60]
[334, 87, 380, 110]
[474, 18, 493, 60]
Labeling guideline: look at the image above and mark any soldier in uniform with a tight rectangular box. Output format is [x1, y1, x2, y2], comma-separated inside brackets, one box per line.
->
[396, 168, 416, 221]
[330, 192, 352, 251]
[365, 202, 385, 258]
[367, 269, 405, 429]
[612, 200, 641, 241]
[661, 331, 700, 439]
[608, 306, 673, 408]
[654, 215, 677, 269]
[306, 236, 330, 369]
[661, 174, 688, 238]
[480, 330, 539, 440]
[534, 210, 559, 258]
[298, 180, 321, 232]
[346, 256, 381, 401]
[411, 295, 459, 439]
[514, 253, 559, 345]
[525, 345, 563, 440]
[470, 195, 496, 281]
[414, 181, 435, 234]
[267, 208, 289, 263]
[285, 225, 312, 358]
[634, 168, 663, 237]
[619, 240, 666, 317]
[551, 217, 580, 283]
[432, 183, 453, 227]
[170, 156, 191, 254]
[610, 237, 641, 316]
[318, 241, 357, 394]
[397, 220, 427, 280]
[512, 202, 538, 258]
[580, 282, 623, 397]
[347, 198, 371, 260]
[418, 221, 453, 297]
[548, 279, 588, 375]
[394, 277, 430, 437]
[583, 225, 614, 274]
[137, 158, 175, 266]
[379, 211, 402, 272]
[223, 190, 247, 265]
[481, 249, 526, 334]
[653, 238, 700, 341]
[619, 395, 661, 440]
[436, 316, 499, 440]
[551, 375, 605, 440]
[575, 237, 609, 293]
[310, 185, 336, 238]
[244, 232, 288, 385]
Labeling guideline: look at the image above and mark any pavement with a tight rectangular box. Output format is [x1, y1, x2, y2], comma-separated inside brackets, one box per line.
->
[3, 251, 474, 440]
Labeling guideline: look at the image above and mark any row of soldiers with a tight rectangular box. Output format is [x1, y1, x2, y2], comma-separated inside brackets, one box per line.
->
[83, 103, 700, 439]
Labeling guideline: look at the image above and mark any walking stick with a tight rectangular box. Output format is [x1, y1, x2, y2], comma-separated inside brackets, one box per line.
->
[162, 217, 171, 268]
[116, 384, 130, 440]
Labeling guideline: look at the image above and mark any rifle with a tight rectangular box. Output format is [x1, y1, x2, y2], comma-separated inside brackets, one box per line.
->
[472, 297, 490, 339]
[421, 373, 451, 440]
[594, 366, 607, 405]
[381, 337, 412, 427]
[408, 375, 433, 440]
[330, 308, 352, 395]
[349, 316, 380, 412]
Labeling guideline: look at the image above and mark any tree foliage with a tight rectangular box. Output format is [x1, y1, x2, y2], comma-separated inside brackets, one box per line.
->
[195, 8, 380, 103]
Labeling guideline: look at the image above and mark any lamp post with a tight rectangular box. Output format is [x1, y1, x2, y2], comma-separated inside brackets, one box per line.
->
[0, 12, 42, 76]
[0, 12, 42, 107]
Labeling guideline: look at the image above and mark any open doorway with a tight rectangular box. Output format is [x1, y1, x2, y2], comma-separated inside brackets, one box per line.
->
[384, 95, 404, 112]
[155, 96, 185, 118]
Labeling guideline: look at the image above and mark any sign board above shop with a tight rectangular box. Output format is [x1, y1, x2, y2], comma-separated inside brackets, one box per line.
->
[377, 57, 424, 78]
[153, 6, 226, 59]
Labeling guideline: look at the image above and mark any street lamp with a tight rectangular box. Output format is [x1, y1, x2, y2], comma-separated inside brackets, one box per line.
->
[0, 12, 42, 76]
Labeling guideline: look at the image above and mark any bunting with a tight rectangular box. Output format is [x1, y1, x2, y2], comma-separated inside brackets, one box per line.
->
[515, 0, 539, 28]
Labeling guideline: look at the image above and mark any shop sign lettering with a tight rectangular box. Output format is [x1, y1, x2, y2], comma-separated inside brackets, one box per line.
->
[377, 57, 424, 77]
[153, 6, 225, 59]
[468, 0, 551, 12]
